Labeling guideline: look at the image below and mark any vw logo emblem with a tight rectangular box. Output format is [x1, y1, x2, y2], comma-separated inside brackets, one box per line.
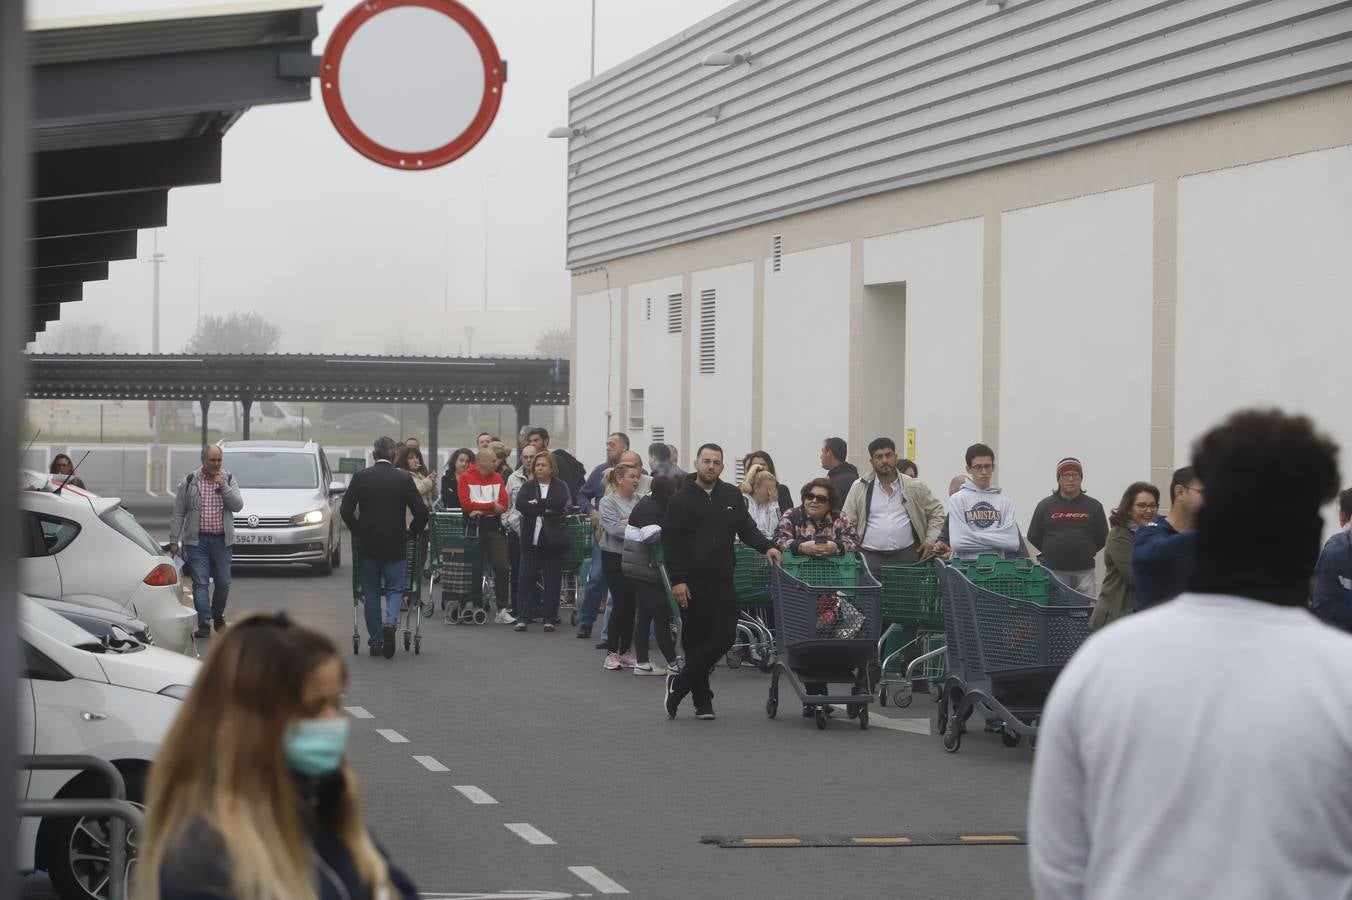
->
[247, 515, 260, 528]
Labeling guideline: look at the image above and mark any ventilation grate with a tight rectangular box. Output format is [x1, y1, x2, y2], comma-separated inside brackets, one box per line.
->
[771, 234, 782, 273]
[645, 297, 652, 321]
[651, 426, 665, 444]
[698, 289, 716, 375]
[666, 293, 683, 334]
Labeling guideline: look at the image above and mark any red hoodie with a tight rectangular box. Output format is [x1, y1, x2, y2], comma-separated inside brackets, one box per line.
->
[458, 467, 508, 522]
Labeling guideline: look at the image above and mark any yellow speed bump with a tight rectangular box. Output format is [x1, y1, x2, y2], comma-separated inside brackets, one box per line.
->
[851, 837, 913, 846]
[740, 838, 803, 846]
[959, 834, 1022, 843]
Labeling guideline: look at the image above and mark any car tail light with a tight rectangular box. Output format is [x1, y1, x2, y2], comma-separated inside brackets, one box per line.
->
[144, 563, 178, 586]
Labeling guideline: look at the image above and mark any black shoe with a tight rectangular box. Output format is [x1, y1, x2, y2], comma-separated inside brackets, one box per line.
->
[382, 625, 396, 659]
[575, 624, 592, 639]
[664, 674, 680, 719]
[212, 617, 226, 631]
[595, 640, 608, 650]
[194, 625, 211, 639]
[369, 645, 382, 657]
[695, 705, 716, 721]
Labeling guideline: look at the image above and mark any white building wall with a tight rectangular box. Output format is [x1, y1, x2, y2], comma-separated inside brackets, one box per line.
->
[573, 288, 621, 458]
[1176, 145, 1352, 537]
[689, 262, 754, 473]
[1000, 186, 1154, 533]
[863, 217, 984, 484]
[624, 275, 684, 458]
[762, 242, 851, 495]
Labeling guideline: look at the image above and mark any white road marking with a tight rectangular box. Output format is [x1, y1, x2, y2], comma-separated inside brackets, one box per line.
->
[453, 785, 498, 805]
[413, 755, 448, 772]
[504, 823, 557, 845]
[868, 714, 932, 736]
[344, 706, 374, 719]
[568, 867, 628, 895]
[375, 728, 409, 743]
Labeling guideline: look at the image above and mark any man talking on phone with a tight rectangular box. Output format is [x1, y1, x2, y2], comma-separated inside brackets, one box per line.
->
[661, 443, 782, 720]
[168, 443, 244, 639]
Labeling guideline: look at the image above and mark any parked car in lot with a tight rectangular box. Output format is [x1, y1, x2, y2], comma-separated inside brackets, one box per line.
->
[17, 595, 199, 900]
[330, 411, 399, 433]
[32, 594, 155, 648]
[19, 484, 197, 655]
[218, 439, 346, 573]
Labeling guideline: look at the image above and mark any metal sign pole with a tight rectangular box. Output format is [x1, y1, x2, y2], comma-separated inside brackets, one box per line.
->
[0, 0, 31, 894]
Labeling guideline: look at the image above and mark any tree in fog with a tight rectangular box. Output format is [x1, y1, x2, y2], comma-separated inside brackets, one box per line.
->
[185, 311, 280, 354]
[534, 326, 571, 359]
[34, 321, 123, 354]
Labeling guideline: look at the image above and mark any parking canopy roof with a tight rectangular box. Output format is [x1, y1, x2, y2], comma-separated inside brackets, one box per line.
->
[25, 353, 571, 407]
[27, 1, 322, 342]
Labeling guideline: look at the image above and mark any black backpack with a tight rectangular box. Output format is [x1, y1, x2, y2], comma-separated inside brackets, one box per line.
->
[551, 449, 587, 498]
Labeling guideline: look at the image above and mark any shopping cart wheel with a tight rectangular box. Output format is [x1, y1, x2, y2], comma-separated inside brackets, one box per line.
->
[814, 707, 828, 730]
[352, 636, 359, 655]
[403, 632, 411, 651]
[570, 610, 578, 627]
[892, 685, 914, 709]
[942, 719, 962, 752]
[756, 650, 776, 674]
[765, 695, 777, 719]
[472, 608, 489, 626]
[1001, 729, 1022, 748]
[414, 635, 421, 655]
[858, 706, 869, 730]
[879, 685, 889, 707]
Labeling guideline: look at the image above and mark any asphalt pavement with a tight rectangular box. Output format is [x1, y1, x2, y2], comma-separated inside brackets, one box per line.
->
[22, 551, 1039, 900]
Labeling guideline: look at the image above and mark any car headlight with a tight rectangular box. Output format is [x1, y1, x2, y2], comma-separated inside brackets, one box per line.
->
[292, 508, 325, 526]
[158, 684, 192, 701]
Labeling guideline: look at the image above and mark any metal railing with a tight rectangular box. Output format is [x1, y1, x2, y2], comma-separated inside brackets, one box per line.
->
[18, 754, 143, 900]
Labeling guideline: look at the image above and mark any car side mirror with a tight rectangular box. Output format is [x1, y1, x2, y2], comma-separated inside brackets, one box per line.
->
[329, 481, 347, 495]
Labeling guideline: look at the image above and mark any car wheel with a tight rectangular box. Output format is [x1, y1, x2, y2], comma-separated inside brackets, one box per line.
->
[42, 766, 146, 900]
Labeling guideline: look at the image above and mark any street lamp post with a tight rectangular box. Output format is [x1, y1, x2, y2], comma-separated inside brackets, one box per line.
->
[150, 238, 166, 454]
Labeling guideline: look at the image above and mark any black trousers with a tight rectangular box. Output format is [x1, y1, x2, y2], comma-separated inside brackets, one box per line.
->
[632, 579, 678, 666]
[673, 577, 739, 708]
[507, 531, 522, 616]
[517, 547, 564, 624]
[600, 551, 635, 654]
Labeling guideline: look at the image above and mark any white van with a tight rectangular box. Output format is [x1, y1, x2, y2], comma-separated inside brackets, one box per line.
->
[190, 400, 310, 437]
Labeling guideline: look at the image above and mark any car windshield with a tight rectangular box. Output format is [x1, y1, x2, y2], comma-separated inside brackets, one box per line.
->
[223, 451, 319, 489]
[21, 596, 104, 650]
[100, 506, 164, 557]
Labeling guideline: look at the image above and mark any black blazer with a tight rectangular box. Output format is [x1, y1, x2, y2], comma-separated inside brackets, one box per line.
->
[340, 460, 428, 562]
[515, 479, 571, 551]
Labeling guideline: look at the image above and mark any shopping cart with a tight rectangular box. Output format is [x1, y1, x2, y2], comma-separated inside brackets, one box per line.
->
[935, 556, 1092, 752]
[877, 560, 947, 708]
[653, 544, 684, 671]
[432, 510, 489, 625]
[557, 514, 593, 627]
[350, 535, 426, 655]
[765, 553, 882, 730]
[726, 543, 776, 672]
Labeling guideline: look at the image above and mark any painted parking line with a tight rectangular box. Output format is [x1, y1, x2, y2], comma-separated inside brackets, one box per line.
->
[867, 714, 932, 736]
[567, 866, 628, 895]
[344, 705, 374, 719]
[375, 728, 408, 743]
[702, 832, 1027, 848]
[414, 755, 449, 772]
[504, 823, 557, 845]
[453, 785, 498, 805]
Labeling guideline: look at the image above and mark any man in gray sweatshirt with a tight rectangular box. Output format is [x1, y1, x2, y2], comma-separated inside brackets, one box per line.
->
[1027, 457, 1108, 597]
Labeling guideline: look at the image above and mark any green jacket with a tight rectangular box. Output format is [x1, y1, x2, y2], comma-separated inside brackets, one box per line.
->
[841, 472, 944, 548]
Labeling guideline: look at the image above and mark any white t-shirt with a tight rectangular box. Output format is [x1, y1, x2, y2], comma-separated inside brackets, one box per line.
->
[861, 478, 916, 551]
[1028, 593, 1352, 900]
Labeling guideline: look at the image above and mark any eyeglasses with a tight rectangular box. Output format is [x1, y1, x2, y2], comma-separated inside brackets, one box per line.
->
[805, 494, 831, 504]
[1132, 502, 1159, 510]
[969, 463, 994, 472]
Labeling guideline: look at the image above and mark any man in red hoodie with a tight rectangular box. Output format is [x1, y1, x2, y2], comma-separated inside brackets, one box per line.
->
[458, 448, 513, 622]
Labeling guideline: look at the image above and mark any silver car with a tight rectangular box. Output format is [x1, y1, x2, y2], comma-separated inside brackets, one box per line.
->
[217, 440, 346, 574]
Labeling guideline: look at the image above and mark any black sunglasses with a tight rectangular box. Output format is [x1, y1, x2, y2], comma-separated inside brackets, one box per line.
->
[805, 493, 831, 503]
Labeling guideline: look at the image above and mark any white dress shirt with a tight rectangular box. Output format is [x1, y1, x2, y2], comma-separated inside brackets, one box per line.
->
[861, 478, 916, 551]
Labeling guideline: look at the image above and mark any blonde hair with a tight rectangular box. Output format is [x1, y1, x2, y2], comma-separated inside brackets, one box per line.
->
[604, 462, 639, 490]
[750, 469, 777, 491]
[532, 450, 558, 480]
[137, 614, 392, 900]
[488, 440, 510, 459]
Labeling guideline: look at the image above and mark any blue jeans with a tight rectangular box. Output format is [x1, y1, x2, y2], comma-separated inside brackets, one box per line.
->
[360, 555, 406, 645]
[186, 534, 231, 625]
[579, 540, 609, 628]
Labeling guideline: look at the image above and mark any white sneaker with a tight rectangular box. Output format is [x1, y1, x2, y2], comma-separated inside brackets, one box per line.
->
[494, 609, 517, 625]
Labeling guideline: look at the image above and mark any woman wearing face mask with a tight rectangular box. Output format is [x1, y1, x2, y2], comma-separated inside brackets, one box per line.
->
[1090, 481, 1160, 631]
[140, 612, 418, 900]
[440, 448, 474, 510]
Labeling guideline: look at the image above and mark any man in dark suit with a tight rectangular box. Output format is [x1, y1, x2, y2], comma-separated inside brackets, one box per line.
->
[341, 435, 429, 658]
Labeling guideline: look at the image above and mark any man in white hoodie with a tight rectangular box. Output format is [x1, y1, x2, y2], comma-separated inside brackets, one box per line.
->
[946, 443, 1024, 560]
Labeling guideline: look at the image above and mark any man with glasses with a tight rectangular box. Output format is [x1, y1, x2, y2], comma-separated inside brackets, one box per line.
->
[662, 443, 782, 720]
[946, 443, 1024, 560]
[1133, 466, 1203, 610]
[1027, 458, 1109, 596]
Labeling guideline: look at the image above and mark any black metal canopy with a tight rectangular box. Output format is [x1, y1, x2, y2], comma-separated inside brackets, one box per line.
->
[25, 3, 321, 342]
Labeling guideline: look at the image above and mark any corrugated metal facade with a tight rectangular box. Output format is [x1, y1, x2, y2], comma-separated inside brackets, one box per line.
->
[564, 0, 1352, 268]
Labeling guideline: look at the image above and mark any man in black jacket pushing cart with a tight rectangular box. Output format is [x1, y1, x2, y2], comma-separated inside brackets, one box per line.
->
[662, 443, 782, 720]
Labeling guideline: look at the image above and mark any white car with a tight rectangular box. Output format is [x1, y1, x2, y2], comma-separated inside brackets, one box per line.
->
[17, 596, 199, 900]
[19, 484, 198, 655]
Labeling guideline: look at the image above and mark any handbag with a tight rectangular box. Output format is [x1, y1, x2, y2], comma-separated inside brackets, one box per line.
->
[537, 518, 572, 554]
[816, 591, 867, 639]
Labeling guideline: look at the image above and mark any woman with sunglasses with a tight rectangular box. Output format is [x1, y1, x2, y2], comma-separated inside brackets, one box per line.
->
[774, 478, 861, 717]
[140, 612, 418, 900]
[1090, 481, 1160, 630]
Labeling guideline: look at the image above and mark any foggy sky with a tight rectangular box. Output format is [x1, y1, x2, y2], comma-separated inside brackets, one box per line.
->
[28, 0, 734, 356]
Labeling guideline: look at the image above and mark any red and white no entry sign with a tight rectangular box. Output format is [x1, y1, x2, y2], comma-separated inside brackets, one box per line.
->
[321, 0, 505, 169]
